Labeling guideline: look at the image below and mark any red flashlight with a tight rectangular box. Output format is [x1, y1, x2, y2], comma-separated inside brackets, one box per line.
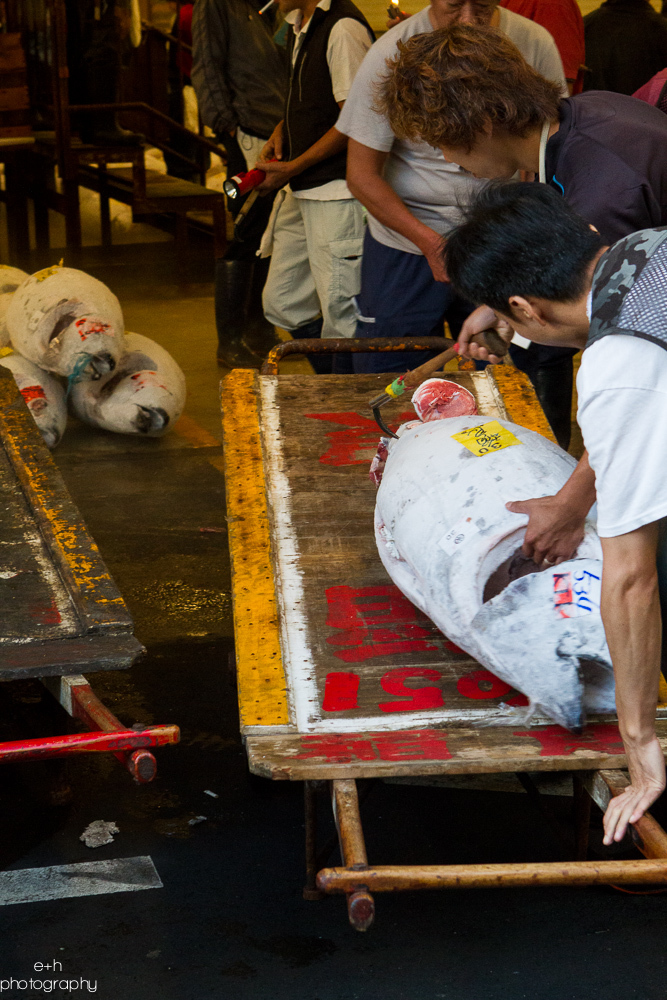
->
[223, 167, 267, 200]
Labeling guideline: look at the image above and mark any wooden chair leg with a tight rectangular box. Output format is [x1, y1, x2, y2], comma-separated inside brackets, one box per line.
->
[98, 159, 112, 248]
[63, 177, 82, 248]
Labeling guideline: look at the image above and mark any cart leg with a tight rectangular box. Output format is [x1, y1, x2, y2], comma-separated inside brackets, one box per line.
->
[303, 780, 325, 901]
[332, 779, 375, 931]
[573, 774, 591, 861]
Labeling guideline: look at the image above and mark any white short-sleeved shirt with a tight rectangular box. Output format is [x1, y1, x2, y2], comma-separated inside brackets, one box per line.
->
[336, 6, 567, 252]
[285, 0, 372, 200]
[577, 335, 667, 538]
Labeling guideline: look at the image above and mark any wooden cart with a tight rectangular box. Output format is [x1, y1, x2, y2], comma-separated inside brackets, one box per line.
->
[221, 351, 667, 930]
[0, 367, 179, 781]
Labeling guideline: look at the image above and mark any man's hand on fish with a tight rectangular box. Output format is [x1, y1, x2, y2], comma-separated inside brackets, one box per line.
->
[505, 454, 596, 566]
[457, 305, 514, 361]
[505, 495, 586, 566]
[602, 734, 666, 844]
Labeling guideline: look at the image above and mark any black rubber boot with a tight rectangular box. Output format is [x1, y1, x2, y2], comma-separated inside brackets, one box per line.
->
[242, 258, 281, 359]
[215, 259, 262, 369]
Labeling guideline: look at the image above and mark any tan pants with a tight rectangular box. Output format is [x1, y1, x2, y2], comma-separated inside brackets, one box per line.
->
[262, 189, 364, 339]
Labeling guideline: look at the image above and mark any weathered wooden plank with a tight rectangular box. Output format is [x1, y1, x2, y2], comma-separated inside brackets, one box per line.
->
[246, 721, 667, 780]
[0, 368, 143, 675]
[0, 634, 144, 679]
[220, 370, 289, 726]
[0, 368, 133, 634]
[489, 366, 557, 443]
[251, 369, 577, 735]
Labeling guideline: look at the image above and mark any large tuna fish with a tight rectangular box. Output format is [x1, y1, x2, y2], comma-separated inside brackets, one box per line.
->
[6, 265, 124, 380]
[0, 353, 67, 448]
[374, 382, 614, 732]
[68, 331, 186, 437]
[0, 266, 29, 348]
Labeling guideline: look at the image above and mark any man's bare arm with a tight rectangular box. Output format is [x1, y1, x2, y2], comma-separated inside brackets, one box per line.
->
[600, 523, 665, 844]
[345, 137, 448, 282]
[506, 452, 596, 565]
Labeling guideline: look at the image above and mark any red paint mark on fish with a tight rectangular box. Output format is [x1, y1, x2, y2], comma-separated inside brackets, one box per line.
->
[325, 585, 439, 663]
[379, 667, 444, 712]
[306, 411, 413, 465]
[19, 385, 47, 404]
[514, 723, 624, 756]
[322, 672, 360, 711]
[293, 728, 452, 763]
[130, 371, 168, 392]
[75, 317, 111, 340]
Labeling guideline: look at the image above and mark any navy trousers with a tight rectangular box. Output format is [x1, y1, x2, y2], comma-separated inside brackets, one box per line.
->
[352, 230, 475, 374]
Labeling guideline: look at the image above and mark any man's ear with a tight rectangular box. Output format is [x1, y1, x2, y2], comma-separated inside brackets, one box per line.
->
[507, 295, 547, 326]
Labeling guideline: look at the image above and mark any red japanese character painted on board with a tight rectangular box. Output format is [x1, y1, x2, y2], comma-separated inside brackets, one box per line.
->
[293, 728, 452, 763]
[514, 724, 624, 756]
[325, 584, 440, 664]
[305, 411, 413, 466]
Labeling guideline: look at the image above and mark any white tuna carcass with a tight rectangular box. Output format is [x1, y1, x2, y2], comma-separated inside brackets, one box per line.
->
[0, 266, 29, 348]
[68, 331, 186, 436]
[0, 354, 66, 448]
[374, 408, 615, 731]
[6, 266, 124, 379]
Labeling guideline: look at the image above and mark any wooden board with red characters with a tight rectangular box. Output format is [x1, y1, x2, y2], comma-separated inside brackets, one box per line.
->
[221, 366, 665, 780]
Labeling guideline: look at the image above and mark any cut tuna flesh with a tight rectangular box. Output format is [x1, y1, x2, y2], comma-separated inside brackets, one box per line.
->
[412, 378, 478, 422]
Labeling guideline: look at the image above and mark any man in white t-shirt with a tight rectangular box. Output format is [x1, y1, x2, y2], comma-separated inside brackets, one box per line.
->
[443, 180, 667, 845]
[254, 0, 373, 371]
[334, 0, 565, 373]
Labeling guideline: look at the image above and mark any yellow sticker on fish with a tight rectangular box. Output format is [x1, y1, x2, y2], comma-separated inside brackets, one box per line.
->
[452, 420, 522, 457]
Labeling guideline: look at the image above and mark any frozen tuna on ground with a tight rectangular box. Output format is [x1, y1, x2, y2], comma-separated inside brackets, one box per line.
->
[69, 331, 186, 436]
[374, 413, 615, 731]
[0, 266, 29, 349]
[6, 265, 124, 379]
[0, 353, 67, 448]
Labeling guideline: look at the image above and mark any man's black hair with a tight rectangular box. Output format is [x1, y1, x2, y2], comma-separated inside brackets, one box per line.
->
[444, 183, 605, 314]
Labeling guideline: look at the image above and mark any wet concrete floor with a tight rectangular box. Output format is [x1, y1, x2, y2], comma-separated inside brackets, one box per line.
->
[1, 239, 667, 1000]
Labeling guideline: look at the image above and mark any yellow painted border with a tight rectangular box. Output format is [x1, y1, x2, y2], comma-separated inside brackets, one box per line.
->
[489, 365, 558, 443]
[221, 370, 289, 727]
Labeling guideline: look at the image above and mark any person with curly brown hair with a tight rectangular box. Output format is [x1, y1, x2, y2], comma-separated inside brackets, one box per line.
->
[378, 23, 667, 584]
[334, 0, 565, 377]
